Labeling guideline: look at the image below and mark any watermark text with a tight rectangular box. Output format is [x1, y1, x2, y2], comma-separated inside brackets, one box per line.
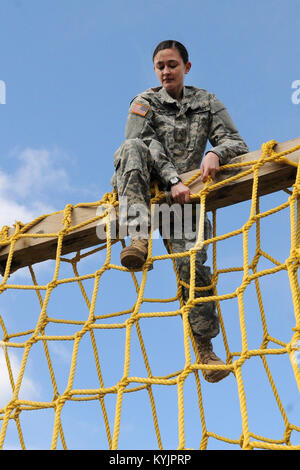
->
[96, 197, 204, 242]
[0, 80, 6, 104]
[291, 80, 300, 104]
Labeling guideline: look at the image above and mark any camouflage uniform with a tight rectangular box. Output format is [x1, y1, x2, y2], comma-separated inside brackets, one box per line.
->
[111, 86, 249, 341]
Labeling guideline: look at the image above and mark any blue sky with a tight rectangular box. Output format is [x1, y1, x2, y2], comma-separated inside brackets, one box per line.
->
[0, 0, 299, 450]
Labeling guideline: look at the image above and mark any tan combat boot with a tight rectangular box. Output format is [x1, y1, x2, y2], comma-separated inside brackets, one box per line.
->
[197, 338, 231, 383]
[120, 239, 148, 270]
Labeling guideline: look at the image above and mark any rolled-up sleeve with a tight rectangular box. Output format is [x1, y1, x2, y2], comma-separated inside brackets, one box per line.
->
[206, 96, 249, 165]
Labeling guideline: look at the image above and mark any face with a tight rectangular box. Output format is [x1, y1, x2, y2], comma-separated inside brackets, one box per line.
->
[153, 48, 191, 99]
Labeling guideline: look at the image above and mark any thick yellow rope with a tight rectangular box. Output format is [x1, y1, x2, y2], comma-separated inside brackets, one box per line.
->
[0, 140, 299, 450]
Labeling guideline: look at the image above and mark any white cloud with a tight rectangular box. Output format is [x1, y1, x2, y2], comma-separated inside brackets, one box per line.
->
[0, 147, 70, 228]
[0, 146, 108, 283]
[0, 195, 49, 230]
[10, 148, 69, 199]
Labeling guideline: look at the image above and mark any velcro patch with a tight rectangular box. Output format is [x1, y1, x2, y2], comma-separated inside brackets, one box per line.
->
[131, 102, 150, 117]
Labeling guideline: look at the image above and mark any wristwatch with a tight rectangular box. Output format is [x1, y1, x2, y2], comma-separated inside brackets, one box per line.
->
[168, 176, 181, 190]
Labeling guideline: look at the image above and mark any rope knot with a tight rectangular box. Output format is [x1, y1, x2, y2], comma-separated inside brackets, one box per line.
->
[62, 204, 73, 227]
[5, 399, 17, 413]
[177, 366, 193, 384]
[95, 268, 104, 278]
[181, 304, 192, 317]
[0, 225, 10, 242]
[126, 317, 136, 327]
[118, 377, 129, 389]
[55, 392, 72, 408]
[283, 425, 292, 443]
[261, 139, 277, 158]
[47, 280, 57, 290]
[143, 260, 154, 270]
[26, 336, 38, 347]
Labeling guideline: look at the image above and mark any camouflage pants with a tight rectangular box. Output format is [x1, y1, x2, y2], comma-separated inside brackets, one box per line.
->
[113, 138, 220, 341]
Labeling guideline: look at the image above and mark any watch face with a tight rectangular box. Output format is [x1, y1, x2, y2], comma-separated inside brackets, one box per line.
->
[168, 177, 181, 189]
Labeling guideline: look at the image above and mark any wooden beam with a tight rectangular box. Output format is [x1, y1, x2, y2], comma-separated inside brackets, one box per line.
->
[0, 205, 114, 275]
[0, 137, 299, 275]
[181, 137, 300, 211]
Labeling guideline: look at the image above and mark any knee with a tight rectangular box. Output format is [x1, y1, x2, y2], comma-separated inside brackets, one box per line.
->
[114, 138, 149, 174]
[117, 138, 148, 158]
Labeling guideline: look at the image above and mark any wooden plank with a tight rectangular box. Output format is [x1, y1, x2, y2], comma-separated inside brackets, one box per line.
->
[0, 206, 116, 275]
[0, 137, 299, 275]
[181, 137, 300, 211]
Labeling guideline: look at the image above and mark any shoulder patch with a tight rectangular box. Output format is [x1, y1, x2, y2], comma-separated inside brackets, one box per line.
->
[131, 102, 150, 117]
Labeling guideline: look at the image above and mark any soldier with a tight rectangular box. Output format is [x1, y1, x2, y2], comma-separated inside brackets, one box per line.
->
[111, 40, 249, 382]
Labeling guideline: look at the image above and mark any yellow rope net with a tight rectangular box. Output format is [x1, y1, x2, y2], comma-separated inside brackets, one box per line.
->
[0, 140, 299, 450]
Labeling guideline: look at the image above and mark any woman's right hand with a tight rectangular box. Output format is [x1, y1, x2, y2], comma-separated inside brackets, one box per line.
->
[170, 182, 191, 204]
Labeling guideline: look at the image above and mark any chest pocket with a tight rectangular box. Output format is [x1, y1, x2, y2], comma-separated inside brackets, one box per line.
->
[153, 110, 176, 153]
[187, 106, 211, 152]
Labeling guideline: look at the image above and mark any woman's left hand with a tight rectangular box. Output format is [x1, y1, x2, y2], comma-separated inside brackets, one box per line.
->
[200, 152, 220, 182]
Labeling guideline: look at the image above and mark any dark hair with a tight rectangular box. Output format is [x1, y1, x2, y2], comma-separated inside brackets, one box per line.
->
[152, 40, 189, 64]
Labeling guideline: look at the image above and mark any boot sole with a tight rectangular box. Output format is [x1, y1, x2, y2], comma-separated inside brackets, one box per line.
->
[120, 251, 146, 270]
[203, 369, 231, 383]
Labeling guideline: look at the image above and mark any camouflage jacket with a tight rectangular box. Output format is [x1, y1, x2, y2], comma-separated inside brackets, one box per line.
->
[113, 85, 249, 188]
